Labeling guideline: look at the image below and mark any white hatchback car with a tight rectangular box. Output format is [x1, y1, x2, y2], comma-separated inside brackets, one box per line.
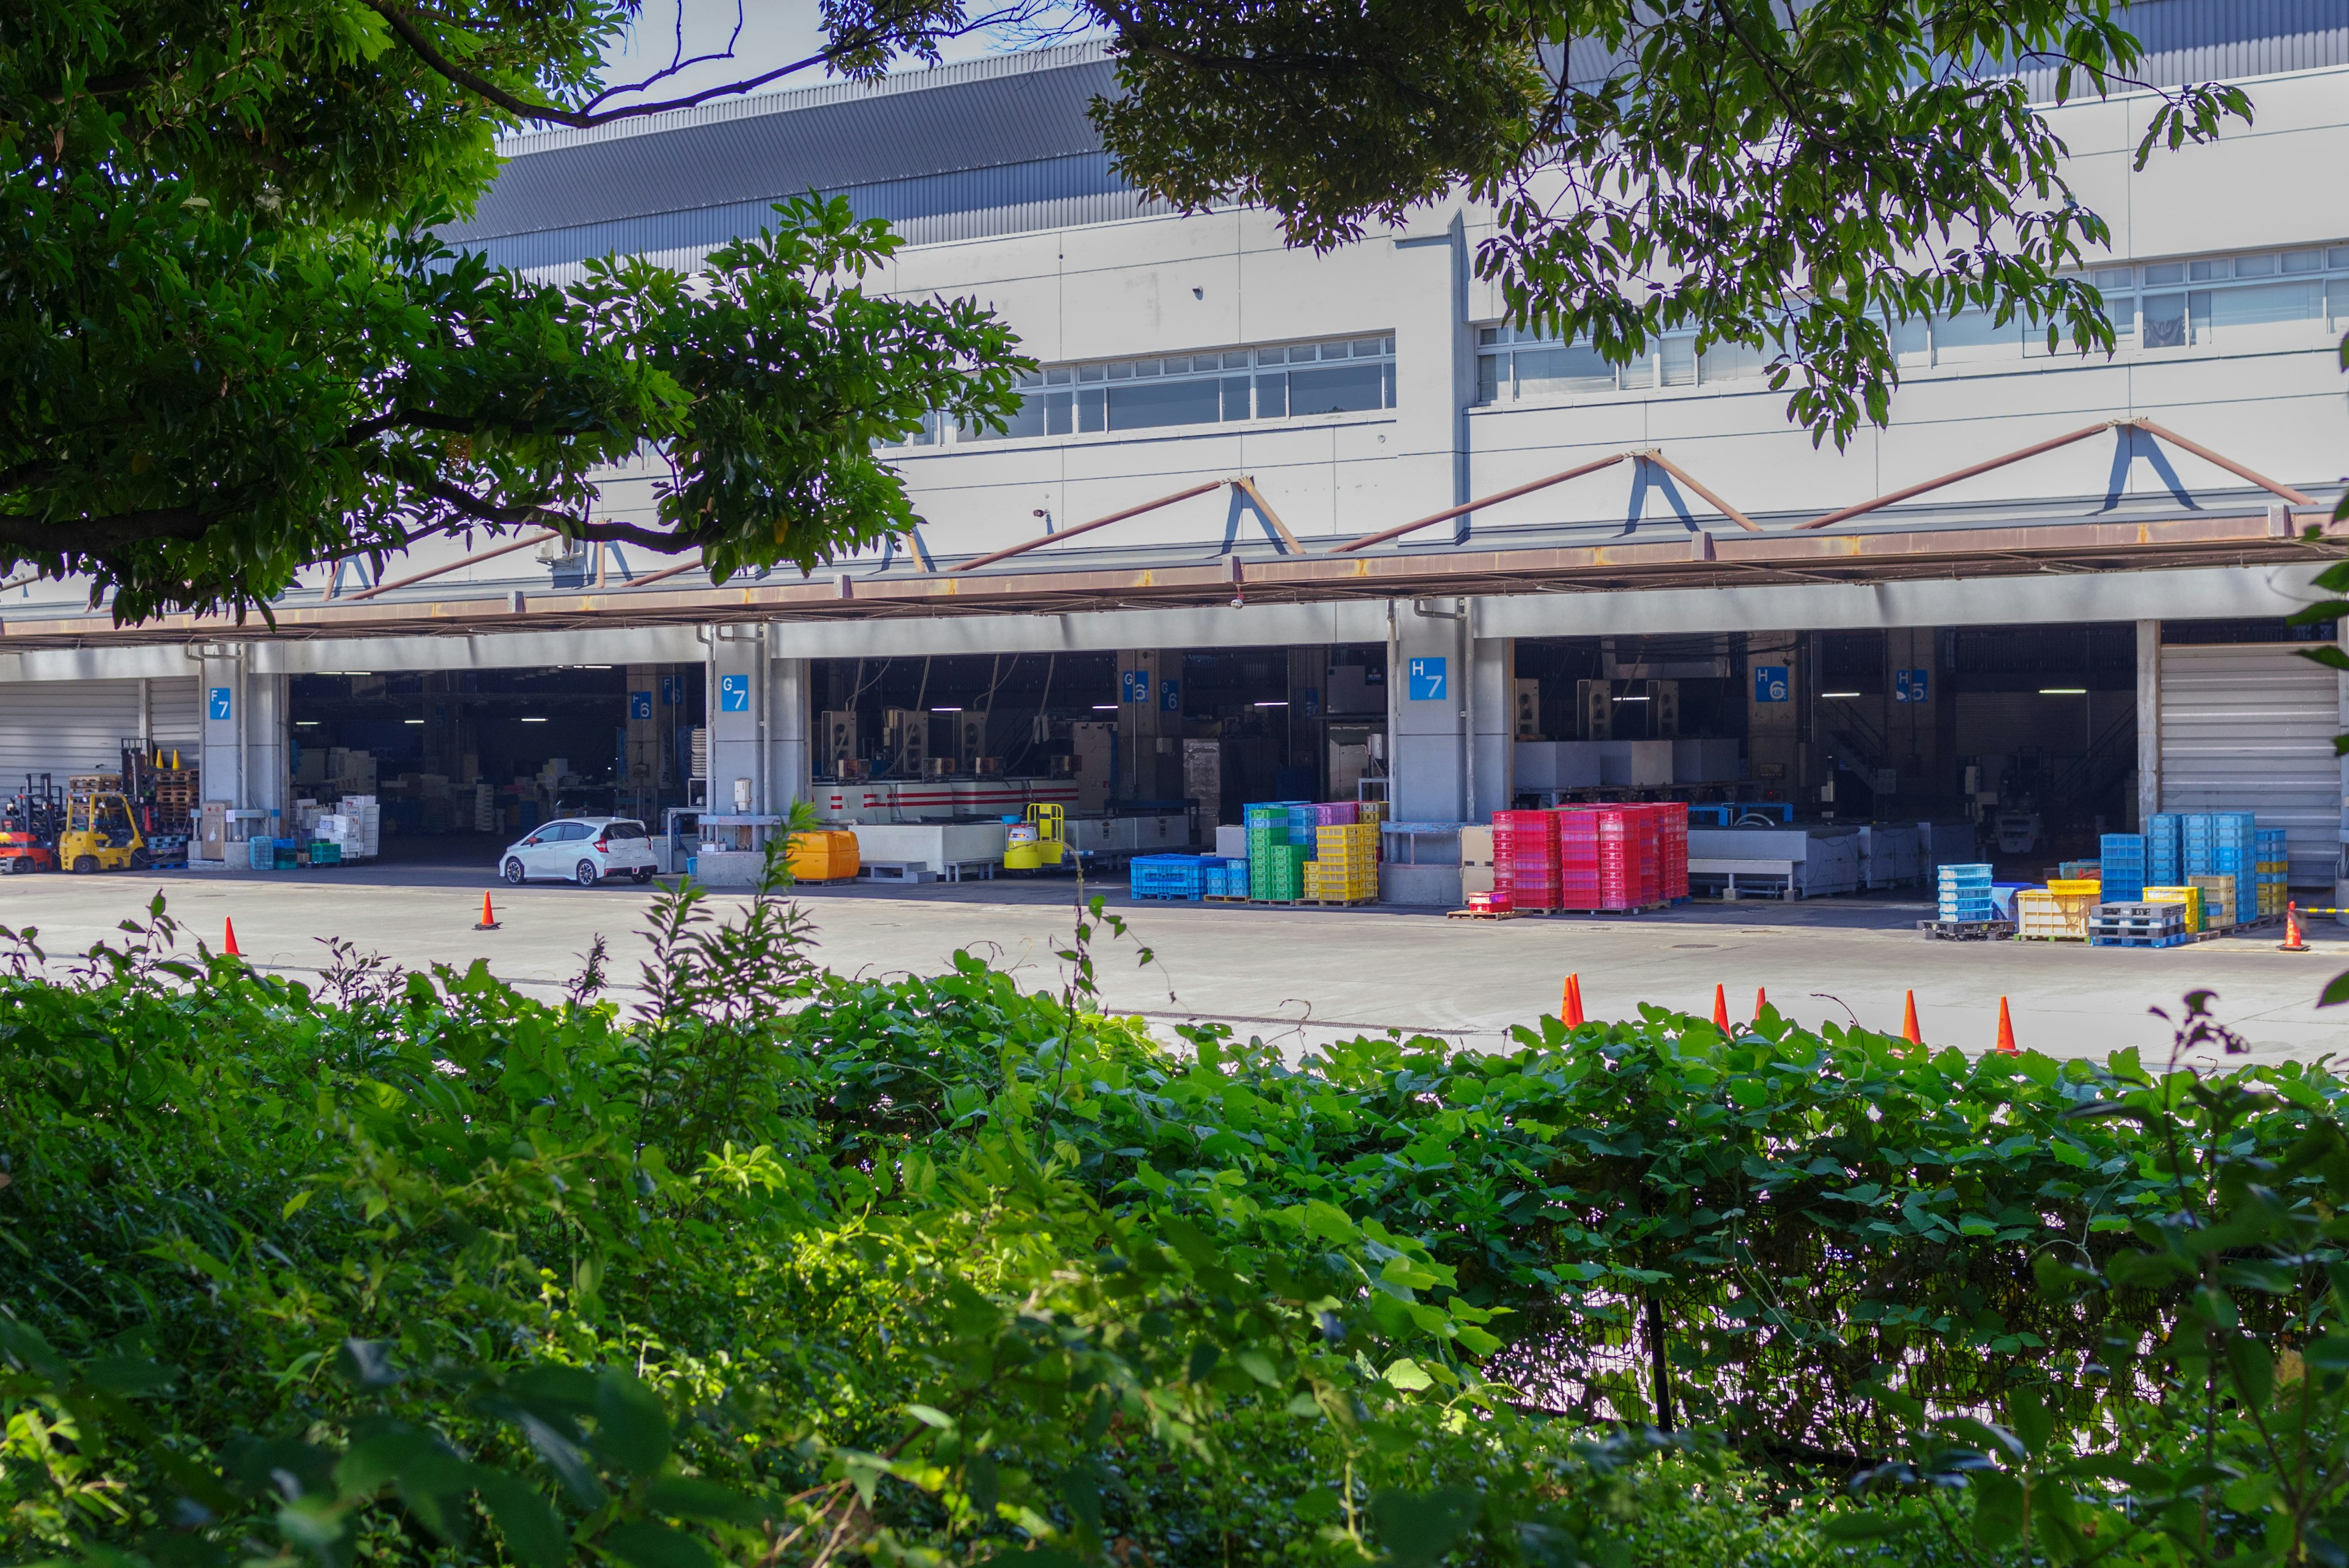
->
[499, 817, 658, 886]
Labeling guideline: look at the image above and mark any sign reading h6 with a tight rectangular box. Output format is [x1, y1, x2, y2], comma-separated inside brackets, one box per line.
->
[1753, 666, 1790, 703]
[1408, 658, 1447, 701]
[207, 686, 232, 721]
[718, 674, 750, 713]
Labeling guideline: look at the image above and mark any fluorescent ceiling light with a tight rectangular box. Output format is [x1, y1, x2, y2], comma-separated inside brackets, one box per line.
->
[1612, 694, 1650, 702]
[2039, 687, 2087, 695]
[1255, 700, 1288, 707]
[1093, 704, 1118, 710]
[403, 718, 425, 725]
[932, 706, 962, 712]
[1822, 691, 1861, 698]
[520, 716, 548, 723]
[295, 721, 319, 727]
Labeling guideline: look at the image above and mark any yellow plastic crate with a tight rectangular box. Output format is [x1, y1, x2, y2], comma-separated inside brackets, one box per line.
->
[2145, 886, 2203, 934]
[2017, 888, 2094, 940]
[2046, 878, 2102, 897]
[2188, 874, 2236, 930]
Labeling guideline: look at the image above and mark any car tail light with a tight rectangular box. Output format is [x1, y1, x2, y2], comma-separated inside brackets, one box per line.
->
[593, 834, 609, 850]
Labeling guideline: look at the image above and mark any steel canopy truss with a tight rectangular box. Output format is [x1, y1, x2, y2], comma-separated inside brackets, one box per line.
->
[1794, 417, 2314, 530]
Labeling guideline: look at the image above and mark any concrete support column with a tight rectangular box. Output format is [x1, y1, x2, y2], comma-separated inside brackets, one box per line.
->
[1115, 649, 1181, 801]
[1286, 645, 1329, 798]
[704, 625, 763, 814]
[1745, 632, 1801, 799]
[196, 649, 283, 818]
[623, 664, 663, 797]
[1469, 627, 1513, 820]
[769, 655, 811, 814]
[2137, 619, 2161, 825]
[1388, 597, 1469, 822]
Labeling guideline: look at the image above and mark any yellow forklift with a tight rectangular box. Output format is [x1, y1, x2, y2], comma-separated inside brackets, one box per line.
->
[60, 790, 149, 873]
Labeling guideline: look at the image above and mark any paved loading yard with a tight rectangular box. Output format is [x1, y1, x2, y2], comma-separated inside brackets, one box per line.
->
[4, 866, 2347, 1060]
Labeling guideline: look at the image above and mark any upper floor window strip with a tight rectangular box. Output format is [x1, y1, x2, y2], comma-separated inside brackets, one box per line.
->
[897, 332, 1397, 446]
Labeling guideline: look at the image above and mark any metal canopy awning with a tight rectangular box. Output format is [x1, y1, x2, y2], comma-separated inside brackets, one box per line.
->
[8, 502, 2341, 648]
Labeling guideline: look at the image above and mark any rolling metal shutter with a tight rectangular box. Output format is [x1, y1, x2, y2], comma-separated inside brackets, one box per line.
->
[147, 677, 201, 759]
[2159, 642, 2343, 887]
[0, 677, 203, 789]
[0, 680, 143, 787]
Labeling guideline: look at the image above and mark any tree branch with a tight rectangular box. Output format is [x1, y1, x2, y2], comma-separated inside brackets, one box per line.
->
[0, 507, 211, 551]
[365, 0, 1043, 129]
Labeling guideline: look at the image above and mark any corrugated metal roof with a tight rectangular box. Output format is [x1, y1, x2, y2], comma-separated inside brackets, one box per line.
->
[469, 151, 1155, 273]
[2008, 0, 2349, 97]
[1558, 2, 2349, 97]
[446, 45, 1120, 243]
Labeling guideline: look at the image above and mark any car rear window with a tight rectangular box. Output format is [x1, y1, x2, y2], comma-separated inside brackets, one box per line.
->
[603, 821, 646, 840]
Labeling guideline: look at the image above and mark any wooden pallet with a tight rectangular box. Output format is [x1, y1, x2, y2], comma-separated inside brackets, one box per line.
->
[1203, 894, 1250, 904]
[1296, 896, 1377, 908]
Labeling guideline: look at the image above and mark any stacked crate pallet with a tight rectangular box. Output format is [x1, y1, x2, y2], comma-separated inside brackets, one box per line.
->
[2184, 813, 2257, 924]
[1493, 810, 1561, 912]
[1129, 854, 1206, 901]
[1303, 822, 1378, 904]
[2017, 886, 2097, 940]
[2256, 828, 2290, 918]
[1937, 864, 1995, 924]
[2098, 833, 2146, 903]
[2188, 874, 2238, 932]
[2145, 813, 2182, 888]
[2089, 902, 2188, 948]
[2144, 885, 2205, 933]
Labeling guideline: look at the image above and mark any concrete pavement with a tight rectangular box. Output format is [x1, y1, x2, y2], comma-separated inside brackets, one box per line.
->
[5, 861, 2348, 1060]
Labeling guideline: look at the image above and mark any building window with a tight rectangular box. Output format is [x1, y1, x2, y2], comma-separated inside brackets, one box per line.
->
[1472, 242, 2349, 406]
[1475, 325, 1768, 401]
[935, 333, 1396, 446]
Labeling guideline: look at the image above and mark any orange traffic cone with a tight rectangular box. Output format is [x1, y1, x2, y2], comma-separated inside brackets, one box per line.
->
[1994, 996, 2018, 1055]
[1902, 989, 1923, 1045]
[1712, 983, 1731, 1031]
[1562, 973, 1586, 1027]
[475, 891, 501, 931]
[2282, 901, 2310, 953]
[1752, 986, 1768, 1022]
[222, 917, 240, 957]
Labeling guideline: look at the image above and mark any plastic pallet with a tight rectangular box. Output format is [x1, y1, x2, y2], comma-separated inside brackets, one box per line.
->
[2090, 932, 2188, 949]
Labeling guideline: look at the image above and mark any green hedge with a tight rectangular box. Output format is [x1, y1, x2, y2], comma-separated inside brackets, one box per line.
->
[0, 891, 2336, 1567]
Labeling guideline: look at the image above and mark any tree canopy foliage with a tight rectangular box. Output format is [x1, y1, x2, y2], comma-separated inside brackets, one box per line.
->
[2, 0, 2253, 620]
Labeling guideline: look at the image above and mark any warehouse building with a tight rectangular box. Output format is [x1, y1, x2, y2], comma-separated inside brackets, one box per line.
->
[5, 2, 2349, 891]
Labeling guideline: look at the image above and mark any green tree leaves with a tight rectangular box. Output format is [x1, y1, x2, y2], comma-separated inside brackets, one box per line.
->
[1091, 0, 2252, 448]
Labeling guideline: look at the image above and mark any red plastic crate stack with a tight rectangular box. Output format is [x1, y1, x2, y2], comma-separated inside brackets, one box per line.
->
[1550, 803, 1688, 910]
[1492, 809, 1560, 911]
[1652, 801, 1689, 900]
[1556, 807, 1603, 908]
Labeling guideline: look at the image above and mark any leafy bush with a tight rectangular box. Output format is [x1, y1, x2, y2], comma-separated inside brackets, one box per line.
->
[4, 881, 2349, 1567]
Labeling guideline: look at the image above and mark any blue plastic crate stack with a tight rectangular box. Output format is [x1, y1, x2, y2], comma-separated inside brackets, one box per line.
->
[2098, 833, 2146, 903]
[1129, 854, 1206, 901]
[1937, 863, 1995, 923]
[2257, 827, 2291, 916]
[2183, 811, 2260, 923]
[1200, 856, 1249, 897]
[2145, 813, 2182, 887]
